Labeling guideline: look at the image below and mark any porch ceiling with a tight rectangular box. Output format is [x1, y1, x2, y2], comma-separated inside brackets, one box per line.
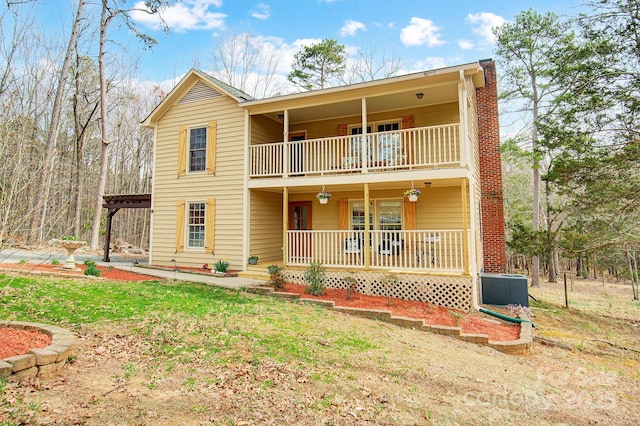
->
[263, 82, 459, 123]
[251, 177, 463, 194]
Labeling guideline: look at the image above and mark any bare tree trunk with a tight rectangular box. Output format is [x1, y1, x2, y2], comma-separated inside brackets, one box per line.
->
[27, 0, 85, 244]
[90, 1, 111, 250]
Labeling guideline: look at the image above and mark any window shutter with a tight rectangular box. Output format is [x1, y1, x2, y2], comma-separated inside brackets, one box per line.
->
[176, 200, 185, 252]
[338, 198, 349, 230]
[205, 198, 216, 250]
[402, 115, 414, 129]
[206, 121, 217, 175]
[403, 199, 416, 230]
[178, 126, 187, 177]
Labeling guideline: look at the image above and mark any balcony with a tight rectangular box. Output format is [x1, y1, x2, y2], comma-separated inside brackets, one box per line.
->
[250, 124, 460, 178]
[286, 229, 466, 273]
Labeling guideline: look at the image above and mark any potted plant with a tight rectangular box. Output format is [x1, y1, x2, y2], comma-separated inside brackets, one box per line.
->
[316, 190, 332, 204]
[248, 255, 259, 265]
[213, 259, 230, 276]
[404, 188, 421, 202]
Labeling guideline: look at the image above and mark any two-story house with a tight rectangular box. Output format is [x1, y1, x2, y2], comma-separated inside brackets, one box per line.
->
[142, 59, 506, 312]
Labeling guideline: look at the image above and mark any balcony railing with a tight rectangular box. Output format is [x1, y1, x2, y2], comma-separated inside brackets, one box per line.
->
[286, 229, 465, 273]
[250, 124, 460, 178]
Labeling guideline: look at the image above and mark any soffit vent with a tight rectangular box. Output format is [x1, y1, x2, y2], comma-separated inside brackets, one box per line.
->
[178, 81, 222, 104]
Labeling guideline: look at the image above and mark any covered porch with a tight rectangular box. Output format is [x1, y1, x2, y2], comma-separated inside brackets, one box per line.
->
[247, 178, 477, 277]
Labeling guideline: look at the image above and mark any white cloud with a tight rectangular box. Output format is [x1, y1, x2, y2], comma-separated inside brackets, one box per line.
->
[400, 17, 445, 47]
[130, 0, 225, 33]
[466, 12, 506, 44]
[340, 19, 366, 37]
[250, 3, 270, 20]
[458, 39, 474, 50]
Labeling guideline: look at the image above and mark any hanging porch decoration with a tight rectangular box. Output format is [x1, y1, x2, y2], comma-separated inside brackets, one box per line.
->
[404, 182, 421, 202]
[316, 185, 332, 204]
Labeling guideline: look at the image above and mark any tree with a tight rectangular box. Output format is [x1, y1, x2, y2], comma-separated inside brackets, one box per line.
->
[210, 32, 287, 98]
[27, 0, 86, 244]
[89, 0, 172, 250]
[494, 9, 576, 286]
[288, 39, 346, 90]
[341, 42, 404, 84]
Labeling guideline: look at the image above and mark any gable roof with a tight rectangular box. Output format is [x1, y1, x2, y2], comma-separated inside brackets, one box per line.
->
[141, 69, 253, 127]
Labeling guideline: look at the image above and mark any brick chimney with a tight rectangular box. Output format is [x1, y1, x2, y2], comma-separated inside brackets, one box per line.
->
[477, 59, 507, 273]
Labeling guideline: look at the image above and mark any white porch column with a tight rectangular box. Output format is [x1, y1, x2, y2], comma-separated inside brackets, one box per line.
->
[361, 98, 368, 173]
[364, 182, 370, 270]
[458, 70, 469, 169]
[461, 178, 470, 275]
[283, 110, 289, 178]
[282, 187, 289, 265]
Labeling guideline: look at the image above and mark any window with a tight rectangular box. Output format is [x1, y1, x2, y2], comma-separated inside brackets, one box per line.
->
[178, 121, 216, 177]
[349, 121, 401, 164]
[188, 202, 206, 248]
[351, 201, 373, 231]
[377, 200, 402, 231]
[350, 200, 402, 230]
[189, 127, 207, 172]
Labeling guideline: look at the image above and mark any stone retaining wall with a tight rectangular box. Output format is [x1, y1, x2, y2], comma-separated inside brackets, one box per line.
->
[259, 291, 532, 355]
[0, 321, 75, 381]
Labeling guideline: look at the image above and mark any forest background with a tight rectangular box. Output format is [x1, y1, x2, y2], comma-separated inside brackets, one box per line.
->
[0, 0, 637, 296]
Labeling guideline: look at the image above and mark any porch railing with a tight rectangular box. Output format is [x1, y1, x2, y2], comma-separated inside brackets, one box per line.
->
[250, 124, 460, 177]
[286, 230, 465, 272]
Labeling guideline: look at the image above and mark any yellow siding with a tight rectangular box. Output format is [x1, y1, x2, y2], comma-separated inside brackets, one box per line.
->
[249, 190, 283, 262]
[152, 94, 246, 269]
[289, 103, 459, 138]
[251, 114, 281, 144]
[284, 187, 463, 231]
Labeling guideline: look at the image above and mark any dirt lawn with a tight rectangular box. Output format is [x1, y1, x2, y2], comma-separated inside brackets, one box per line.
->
[2, 275, 640, 425]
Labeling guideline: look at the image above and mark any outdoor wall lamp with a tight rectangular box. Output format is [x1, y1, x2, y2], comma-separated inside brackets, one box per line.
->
[416, 93, 424, 100]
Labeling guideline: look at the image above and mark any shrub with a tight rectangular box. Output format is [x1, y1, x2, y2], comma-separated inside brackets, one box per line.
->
[213, 259, 230, 273]
[83, 259, 101, 277]
[343, 275, 358, 300]
[304, 262, 326, 296]
[51, 259, 60, 265]
[266, 265, 285, 290]
[381, 274, 398, 306]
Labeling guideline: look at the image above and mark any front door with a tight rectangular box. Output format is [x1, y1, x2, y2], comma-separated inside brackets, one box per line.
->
[288, 201, 312, 260]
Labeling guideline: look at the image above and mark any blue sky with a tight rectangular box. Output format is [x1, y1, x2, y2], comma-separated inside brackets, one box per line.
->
[40, 0, 584, 93]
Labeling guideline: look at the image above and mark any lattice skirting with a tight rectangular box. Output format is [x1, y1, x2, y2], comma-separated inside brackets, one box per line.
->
[283, 269, 472, 312]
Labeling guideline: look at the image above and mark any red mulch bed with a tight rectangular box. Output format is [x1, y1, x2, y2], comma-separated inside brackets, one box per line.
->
[0, 263, 161, 282]
[0, 328, 52, 359]
[282, 283, 521, 342]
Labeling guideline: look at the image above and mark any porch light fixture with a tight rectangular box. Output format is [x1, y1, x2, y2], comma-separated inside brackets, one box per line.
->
[424, 182, 432, 187]
[416, 93, 424, 100]
[277, 114, 284, 120]
[316, 185, 331, 204]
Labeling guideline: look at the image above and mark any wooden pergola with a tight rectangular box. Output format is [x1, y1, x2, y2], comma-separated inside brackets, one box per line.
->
[102, 194, 151, 262]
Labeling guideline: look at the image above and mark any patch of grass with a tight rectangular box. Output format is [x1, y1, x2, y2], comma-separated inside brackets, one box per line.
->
[0, 273, 378, 368]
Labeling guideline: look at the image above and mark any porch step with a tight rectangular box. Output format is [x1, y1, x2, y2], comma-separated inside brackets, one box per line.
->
[237, 270, 270, 281]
